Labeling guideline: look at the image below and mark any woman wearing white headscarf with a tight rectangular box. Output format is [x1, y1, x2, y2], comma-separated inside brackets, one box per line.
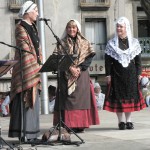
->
[8, 1, 42, 141]
[103, 17, 146, 130]
[53, 19, 100, 133]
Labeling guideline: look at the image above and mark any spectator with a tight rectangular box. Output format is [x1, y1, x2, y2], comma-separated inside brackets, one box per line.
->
[1, 92, 10, 117]
[48, 85, 56, 113]
[94, 83, 105, 110]
[141, 77, 150, 107]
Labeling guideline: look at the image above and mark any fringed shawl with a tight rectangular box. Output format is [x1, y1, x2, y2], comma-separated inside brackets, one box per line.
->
[53, 33, 95, 94]
[54, 33, 95, 65]
[10, 22, 42, 103]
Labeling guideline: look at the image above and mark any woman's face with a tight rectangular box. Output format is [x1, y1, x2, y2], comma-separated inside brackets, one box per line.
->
[116, 23, 127, 38]
[94, 87, 101, 94]
[28, 7, 39, 23]
[66, 24, 78, 38]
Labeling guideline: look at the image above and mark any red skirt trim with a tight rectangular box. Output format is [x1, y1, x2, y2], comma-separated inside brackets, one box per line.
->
[53, 80, 100, 128]
[103, 83, 146, 112]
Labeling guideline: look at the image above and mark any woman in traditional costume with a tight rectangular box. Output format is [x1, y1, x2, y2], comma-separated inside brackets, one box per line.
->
[103, 17, 146, 130]
[8, 1, 42, 141]
[53, 19, 100, 133]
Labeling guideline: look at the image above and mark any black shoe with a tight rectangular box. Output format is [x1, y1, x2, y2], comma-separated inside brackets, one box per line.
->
[75, 128, 85, 133]
[69, 128, 85, 133]
[118, 122, 126, 130]
[3, 114, 9, 117]
[126, 122, 134, 129]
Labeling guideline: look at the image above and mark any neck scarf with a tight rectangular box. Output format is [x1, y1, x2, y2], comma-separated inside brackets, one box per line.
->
[53, 19, 95, 95]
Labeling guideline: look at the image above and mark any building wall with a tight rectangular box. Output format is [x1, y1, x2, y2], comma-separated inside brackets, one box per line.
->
[0, 0, 148, 92]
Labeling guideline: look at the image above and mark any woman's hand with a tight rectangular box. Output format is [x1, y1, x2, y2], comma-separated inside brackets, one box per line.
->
[106, 76, 111, 85]
[69, 66, 81, 78]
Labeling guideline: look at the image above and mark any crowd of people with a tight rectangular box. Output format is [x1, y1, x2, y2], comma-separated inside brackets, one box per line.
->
[1, 0, 148, 143]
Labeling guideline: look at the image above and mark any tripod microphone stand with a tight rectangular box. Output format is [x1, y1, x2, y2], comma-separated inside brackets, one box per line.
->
[0, 41, 33, 147]
[37, 19, 85, 146]
[0, 59, 18, 149]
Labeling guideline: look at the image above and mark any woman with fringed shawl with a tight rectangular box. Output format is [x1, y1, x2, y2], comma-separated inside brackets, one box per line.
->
[103, 17, 146, 130]
[8, 1, 42, 141]
[53, 19, 100, 133]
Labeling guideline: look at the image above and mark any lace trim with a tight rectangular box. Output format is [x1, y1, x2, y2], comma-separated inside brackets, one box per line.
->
[105, 38, 141, 67]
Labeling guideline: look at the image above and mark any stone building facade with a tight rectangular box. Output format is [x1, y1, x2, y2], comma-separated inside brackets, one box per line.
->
[0, 0, 149, 93]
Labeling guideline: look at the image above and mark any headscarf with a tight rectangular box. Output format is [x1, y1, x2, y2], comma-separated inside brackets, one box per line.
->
[94, 83, 101, 89]
[61, 19, 82, 39]
[18, 0, 37, 18]
[53, 19, 95, 95]
[115, 17, 132, 51]
[105, 16, 142, 67]
[141, 77, 150, 87]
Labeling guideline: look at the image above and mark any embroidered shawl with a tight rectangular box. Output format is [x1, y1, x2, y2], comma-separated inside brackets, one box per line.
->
[105, 37, 141, 67]
[53, 33, 95, 94]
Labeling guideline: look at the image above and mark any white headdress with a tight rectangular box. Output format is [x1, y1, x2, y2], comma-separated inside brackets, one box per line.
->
[115, 17, 132, 51]
[94, 83, 101, 89]
[141, 77, 149, 87]
[18, 0, 37, 18]
[61, 19, 83, 39]
[105, 17, 141, 67]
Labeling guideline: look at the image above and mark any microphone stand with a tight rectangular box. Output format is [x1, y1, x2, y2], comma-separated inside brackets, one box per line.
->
[0, 41, 33, 147]
[42, 20, 75, 65]
[38, 19, 84, 146]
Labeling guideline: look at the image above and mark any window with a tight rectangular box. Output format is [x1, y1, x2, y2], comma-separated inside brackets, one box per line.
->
[138, 19, 150, 56]
[85, 18, 107, 60]
[138, 19, 150, 37]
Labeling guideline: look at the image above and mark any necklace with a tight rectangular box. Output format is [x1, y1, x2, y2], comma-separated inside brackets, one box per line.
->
[119, 37, 128, 50]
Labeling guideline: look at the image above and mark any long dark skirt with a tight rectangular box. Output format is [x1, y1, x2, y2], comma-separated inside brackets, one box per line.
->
[103, 83, 146, 112]
[104, 57, 146, 112]
[8, 91, 40, 139]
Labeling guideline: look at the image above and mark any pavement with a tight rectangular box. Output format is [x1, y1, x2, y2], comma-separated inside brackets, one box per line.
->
[0, 107, 150, 150]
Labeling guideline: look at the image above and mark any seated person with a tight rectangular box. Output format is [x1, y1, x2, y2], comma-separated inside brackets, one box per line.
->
[1, 92, 10, 117]
[94, 82, 105, 110]
[48, 85, 56, 113]
[141, 77, 150, 107]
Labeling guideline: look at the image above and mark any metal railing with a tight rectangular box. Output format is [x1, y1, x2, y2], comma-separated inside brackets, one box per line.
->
[138, 37, 150, 57]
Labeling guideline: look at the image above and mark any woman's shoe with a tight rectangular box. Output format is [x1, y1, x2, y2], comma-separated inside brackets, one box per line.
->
[118, 122, 126, 130]
[126, 122, 134, 129]
[69, 128, 85, 133]
[76, 128, 85, 133]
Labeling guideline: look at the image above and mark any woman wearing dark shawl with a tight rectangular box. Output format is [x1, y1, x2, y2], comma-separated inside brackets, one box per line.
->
[103, 17, 146, 130]
[8, 1, 42, 141]
[53, 19, 100, 133]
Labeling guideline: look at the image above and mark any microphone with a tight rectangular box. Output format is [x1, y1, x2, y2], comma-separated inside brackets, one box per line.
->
[39, 18, 51, 21]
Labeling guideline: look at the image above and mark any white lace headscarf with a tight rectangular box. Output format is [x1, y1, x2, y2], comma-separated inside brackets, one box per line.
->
[105, 17, 141, 67]
[18, 0, 37, 18]
[115, 17, 132, 51]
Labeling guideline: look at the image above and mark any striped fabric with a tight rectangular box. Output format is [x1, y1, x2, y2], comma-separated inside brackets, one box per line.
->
[10, 23, 42, 105]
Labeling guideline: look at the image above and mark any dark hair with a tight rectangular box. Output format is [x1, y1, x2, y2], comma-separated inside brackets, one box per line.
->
[48, 85, 56, 96]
